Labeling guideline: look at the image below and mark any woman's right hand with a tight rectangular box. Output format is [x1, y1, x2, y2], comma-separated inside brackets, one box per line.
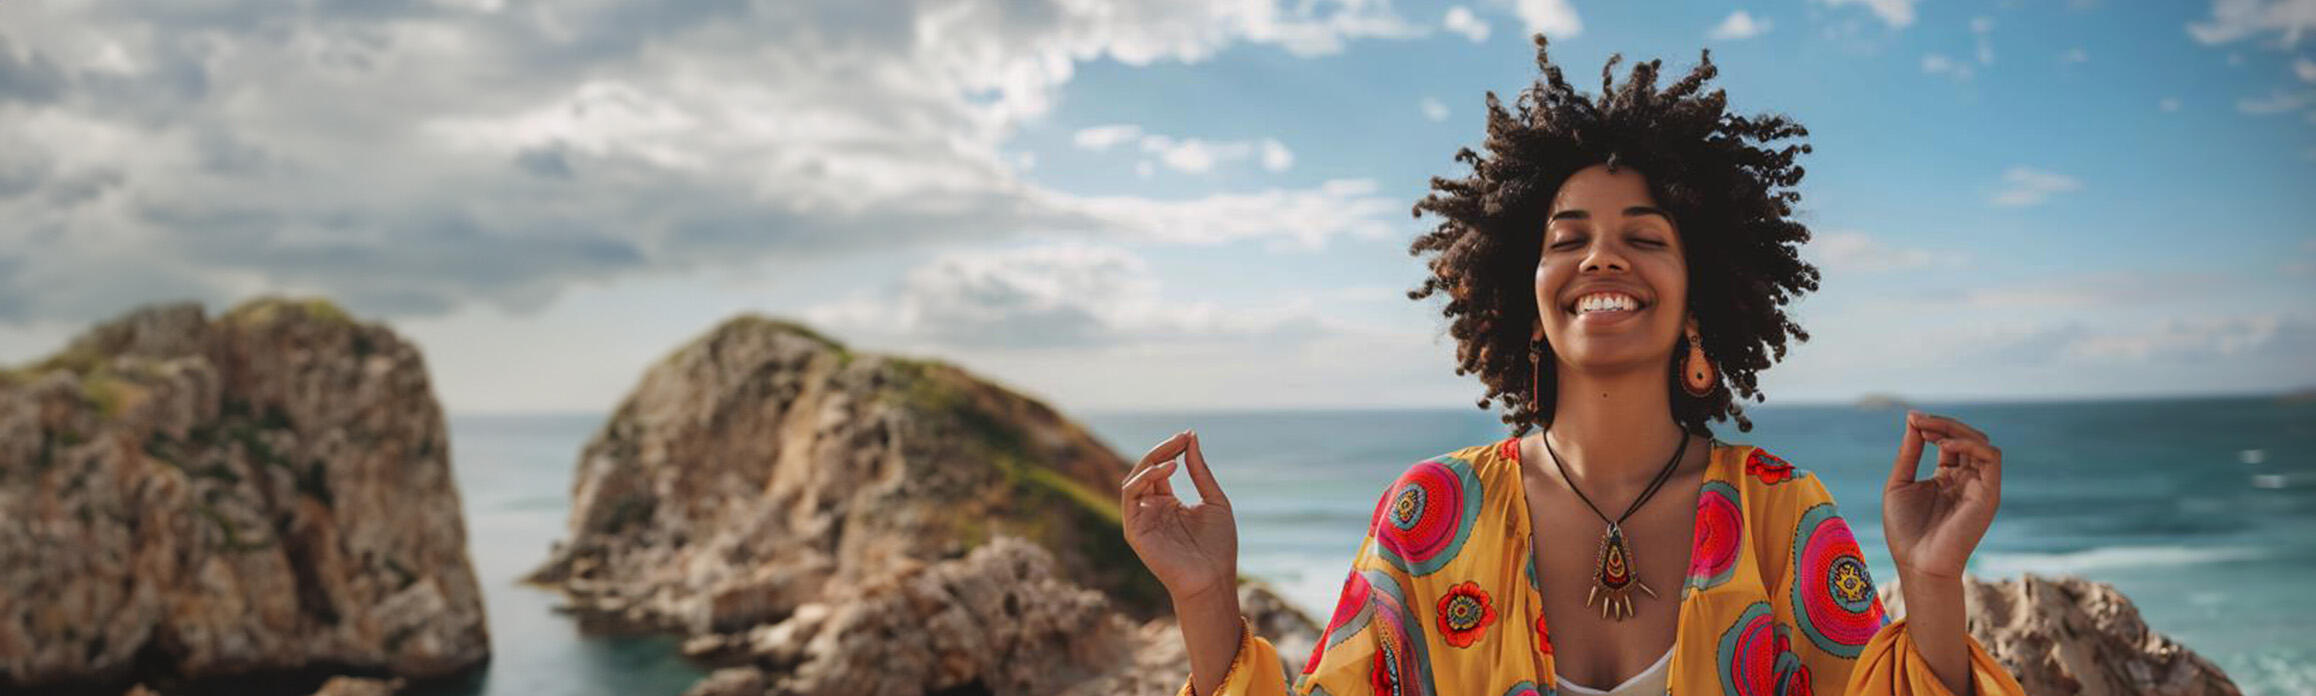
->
[1120, 430, 1240, 604]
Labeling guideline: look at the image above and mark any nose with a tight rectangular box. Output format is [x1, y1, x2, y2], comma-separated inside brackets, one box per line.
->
[1580, 243, 1629, 273]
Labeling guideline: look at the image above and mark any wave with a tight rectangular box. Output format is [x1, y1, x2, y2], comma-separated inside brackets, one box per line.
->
[1975, 545, 2272, 577]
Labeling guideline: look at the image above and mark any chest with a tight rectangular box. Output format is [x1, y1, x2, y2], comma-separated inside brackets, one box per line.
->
[1520, 458, 1705, 688]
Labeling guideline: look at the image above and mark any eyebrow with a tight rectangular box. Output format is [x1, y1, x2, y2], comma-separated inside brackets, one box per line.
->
[1549, 206, 1673, 222]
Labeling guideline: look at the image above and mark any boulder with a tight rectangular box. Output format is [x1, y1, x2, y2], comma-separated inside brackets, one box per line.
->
[526, 315, 1166, 636]
[1882, 574, 2239, 696]
[0, 299, 489, 691]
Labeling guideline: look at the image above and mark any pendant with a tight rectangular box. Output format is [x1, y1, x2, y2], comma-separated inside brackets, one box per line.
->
[1586, 523, 1656, 621]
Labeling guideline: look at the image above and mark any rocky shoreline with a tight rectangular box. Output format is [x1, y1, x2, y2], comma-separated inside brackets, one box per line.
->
[0, 300, 489, 694]
[1, 303, 2248, 695]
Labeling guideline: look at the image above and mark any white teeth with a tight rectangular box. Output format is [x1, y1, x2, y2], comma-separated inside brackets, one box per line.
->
[1574, 292, 1640, 314]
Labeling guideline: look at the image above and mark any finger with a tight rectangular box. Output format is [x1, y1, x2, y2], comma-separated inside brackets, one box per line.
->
[1908, 411, 1989, 444]
[1183, 431, 1229, 505]
[1121, 458, 1180, 502]
[1888, 412, 1926, 491]
[1125, 431, 1192, 486]
[1931, 437, 2002, 470]
[1932, 433, 1961, 470]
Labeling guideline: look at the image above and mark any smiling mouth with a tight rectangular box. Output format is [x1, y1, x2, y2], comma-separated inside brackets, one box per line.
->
[1565, 291, 1648, 317]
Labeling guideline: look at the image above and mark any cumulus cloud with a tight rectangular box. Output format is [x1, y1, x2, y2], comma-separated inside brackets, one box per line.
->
[2161, 96, 2182, 112]
[2186, 0, 2316, 47]
[2299, 56, 2316, 80]
[1497, 0, 1582, 38]
[2062, 47, 2090, 64]
[803, 242, 1324, 349]
[1419, 96, 1450, 121]
[1816, 0, 1918, 29]
[1707, 11, 1773, 41]
[0, 0, 1419, 323]
[1989, 166, 2082, 207]
[1443, 6, 1491, 42]
[1072, 125, 1295, 174]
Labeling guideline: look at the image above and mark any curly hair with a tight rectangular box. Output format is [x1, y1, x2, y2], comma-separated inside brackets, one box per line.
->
[1408, 35, 1821, 438]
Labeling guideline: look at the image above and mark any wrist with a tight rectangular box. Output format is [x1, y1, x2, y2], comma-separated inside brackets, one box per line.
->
[1171, 580, 1242, 618]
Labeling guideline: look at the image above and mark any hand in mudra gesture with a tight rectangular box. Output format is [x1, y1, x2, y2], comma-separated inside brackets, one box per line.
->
[1120, 430, 1239, 603]
[1883, 410, 2004, 581]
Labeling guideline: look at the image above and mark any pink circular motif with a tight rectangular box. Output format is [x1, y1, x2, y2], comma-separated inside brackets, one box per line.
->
[1717, 602, 1779, 696]
[1687, 480, 1742, 591]
[1793, 503, 1885, 657]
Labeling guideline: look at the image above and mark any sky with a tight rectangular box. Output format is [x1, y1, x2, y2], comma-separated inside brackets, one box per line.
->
[0, 0, 2312, 415]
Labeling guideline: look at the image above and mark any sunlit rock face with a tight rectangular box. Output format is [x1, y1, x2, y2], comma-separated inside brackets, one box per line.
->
[0, 299, 489, 691]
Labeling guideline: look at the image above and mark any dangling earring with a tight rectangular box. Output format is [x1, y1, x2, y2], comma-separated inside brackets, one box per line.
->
[1681, 329, 1718, 397]
[1530, 336, 1547, 412]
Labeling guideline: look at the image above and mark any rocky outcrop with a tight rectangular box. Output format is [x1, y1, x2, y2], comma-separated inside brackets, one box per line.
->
[1883, 574, 2239, 696]
[526, 315, 1168, 636]
[0, 299, 489, 692]
[673, 537, 1318, 696]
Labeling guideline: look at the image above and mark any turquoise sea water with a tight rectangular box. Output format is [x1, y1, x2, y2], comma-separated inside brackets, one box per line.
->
[428, 396, 2316, 696]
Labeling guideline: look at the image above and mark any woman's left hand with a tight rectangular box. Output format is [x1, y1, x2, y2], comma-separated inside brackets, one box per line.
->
[1882, 410, 2003, 581]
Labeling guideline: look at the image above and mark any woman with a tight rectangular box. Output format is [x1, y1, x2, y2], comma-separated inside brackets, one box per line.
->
[1118, 38, 2026, 696]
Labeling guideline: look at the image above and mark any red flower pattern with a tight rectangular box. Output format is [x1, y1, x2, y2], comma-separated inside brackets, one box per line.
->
[1435, 581, 1497, 648]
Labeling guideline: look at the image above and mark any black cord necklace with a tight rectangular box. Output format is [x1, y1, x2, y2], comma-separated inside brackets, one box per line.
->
[1541, 426, 1690, 621]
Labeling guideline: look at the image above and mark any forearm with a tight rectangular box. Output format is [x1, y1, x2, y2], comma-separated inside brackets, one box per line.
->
[1898, 571, 1974, 696]
[1175, 586, 1246, 696]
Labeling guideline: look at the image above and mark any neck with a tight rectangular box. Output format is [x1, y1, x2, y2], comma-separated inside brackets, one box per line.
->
[1538, 360, 1693, 492]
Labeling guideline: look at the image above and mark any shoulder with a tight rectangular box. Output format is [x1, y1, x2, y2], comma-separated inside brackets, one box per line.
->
[1358, 440, 1506, 576]
[1720, 441, 1835, 506]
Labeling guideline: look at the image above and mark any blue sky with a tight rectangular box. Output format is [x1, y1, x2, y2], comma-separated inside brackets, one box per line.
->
[0, 0, 2311, 414]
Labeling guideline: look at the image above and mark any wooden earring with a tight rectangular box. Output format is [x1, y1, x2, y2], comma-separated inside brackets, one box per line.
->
[1681, 330, 1717, 397]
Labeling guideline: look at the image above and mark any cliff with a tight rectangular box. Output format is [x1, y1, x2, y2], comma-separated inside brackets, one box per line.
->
[0, 299, 489, 692]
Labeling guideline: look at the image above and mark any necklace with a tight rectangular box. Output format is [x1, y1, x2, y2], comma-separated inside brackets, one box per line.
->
[1541, 426, 1690, 621]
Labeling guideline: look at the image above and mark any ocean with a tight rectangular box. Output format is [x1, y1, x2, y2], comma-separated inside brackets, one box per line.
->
[424, 396, 2316, 696]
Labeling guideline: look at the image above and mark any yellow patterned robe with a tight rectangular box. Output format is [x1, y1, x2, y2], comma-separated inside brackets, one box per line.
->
[1181, 438, 2024, 696]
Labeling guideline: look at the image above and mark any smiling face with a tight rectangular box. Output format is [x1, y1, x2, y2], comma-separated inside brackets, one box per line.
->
[1534, 163, 1692, 374]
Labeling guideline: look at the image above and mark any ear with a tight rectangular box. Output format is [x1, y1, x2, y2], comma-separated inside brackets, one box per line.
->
[1532, 322, 1545, 343]
[1684, 313, 1700, 336]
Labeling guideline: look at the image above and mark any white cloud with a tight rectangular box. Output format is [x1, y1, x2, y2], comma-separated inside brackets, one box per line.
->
[1259, 138, 1294, 172]
[1707, 11, 1774, 41]
[1078, 127, 1297, 174]
[2186, 0, 2316, 47]
[1443, 6, 1491, 42]
[0, 0, 1425, 324]
[804, 242, 1326, 349]
[1074, 124, 1146, 151]
[1989, 166, 2083, 207]
[1971, 16, 1996, 65]
[1810, 231, 1969, 273]
[2297, 56, 2316, 80]
[2161, 96, 2183, 112]
[1058, 179, 1399, 249]
[2062, 47, 2090, 64]
[1420, 96, 1450, 121]
[2237, 87, 2315, 113]
[1817, 0, 1918, 29]
[1922, 53, 1974, 81]
[1498, 0, 1582, 38]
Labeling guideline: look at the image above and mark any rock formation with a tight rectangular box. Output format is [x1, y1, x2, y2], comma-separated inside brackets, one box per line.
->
[0, 299, 489, 692]
[526, 315, 1168, 637]
[673, 537, 1318, 696]
[1882, 574, 2240, 696]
